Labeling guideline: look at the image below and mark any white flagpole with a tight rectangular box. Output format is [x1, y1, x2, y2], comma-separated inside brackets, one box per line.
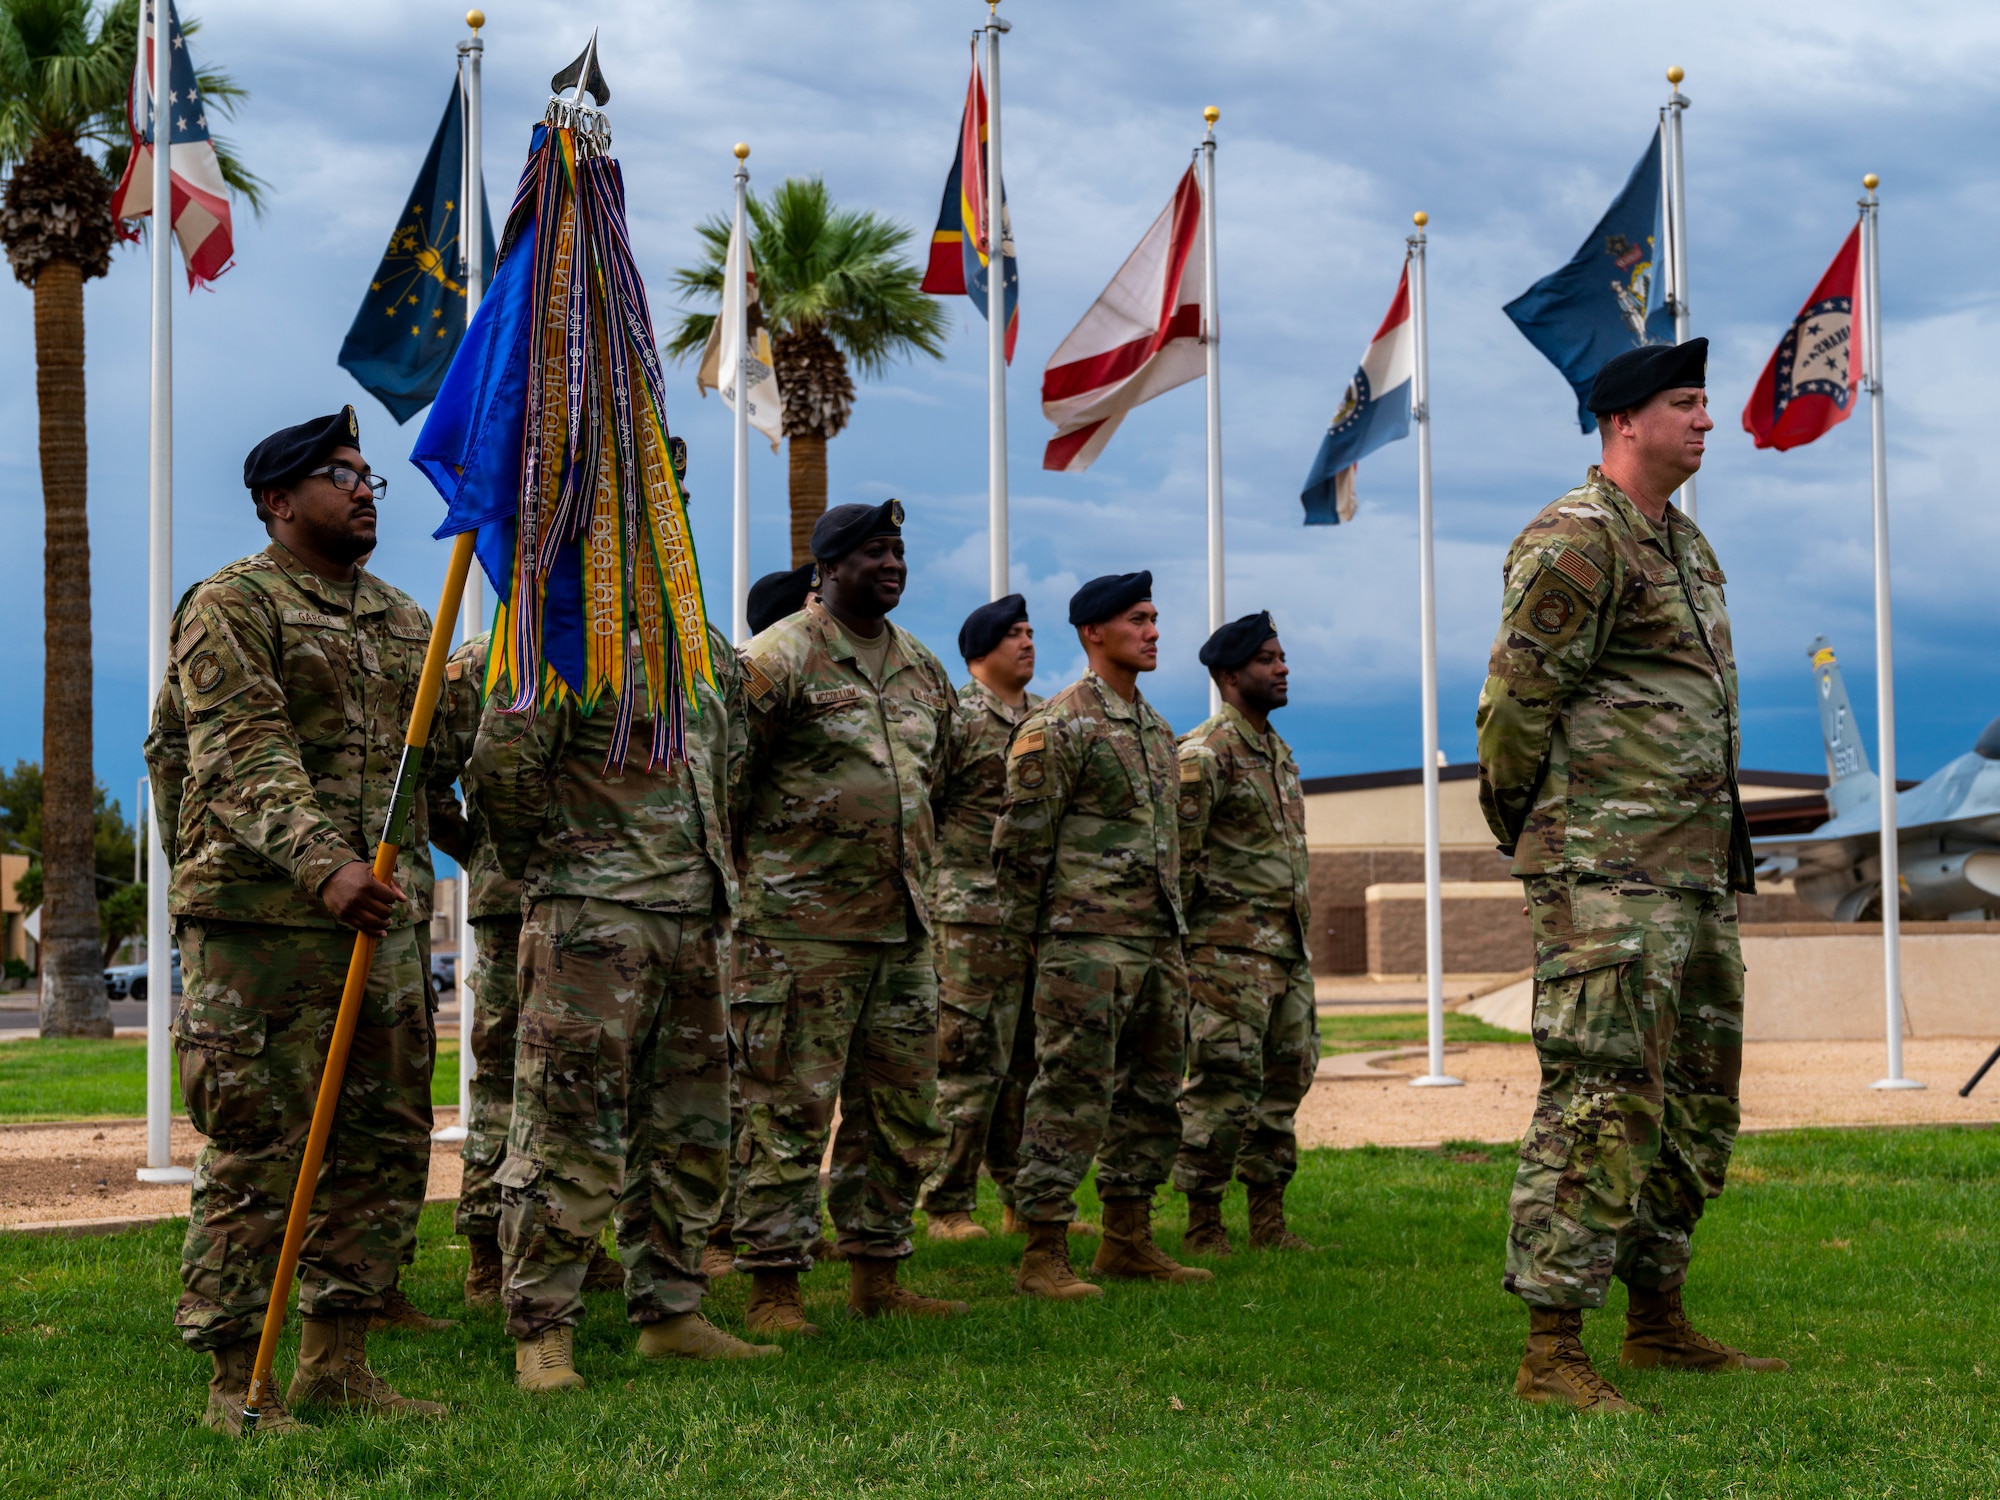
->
[437, 9, 488, 1144]
[1408, 213, 1460, 1090]
[1665, 65, 1695, 521]
[1861, 174, 1919, 1092]
[139, 0, 189, 1186]
[1200, 107, 1223, 714]
[731, 143, 752, 643]
[984, 4, 1011, 600]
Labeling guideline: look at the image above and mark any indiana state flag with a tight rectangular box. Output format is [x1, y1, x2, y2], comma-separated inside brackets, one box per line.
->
[339, 77, 496, 424]
[1301, 262, 1414, 525]
[1504, 126, 1674, 432]
[920, 54, 1019, 362]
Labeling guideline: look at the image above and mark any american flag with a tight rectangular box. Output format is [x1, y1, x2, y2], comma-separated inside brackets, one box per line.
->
[109, 0, 234, 287]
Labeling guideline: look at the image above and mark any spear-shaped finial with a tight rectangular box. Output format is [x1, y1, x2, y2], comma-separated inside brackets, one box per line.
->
[552, 30, 611, 107]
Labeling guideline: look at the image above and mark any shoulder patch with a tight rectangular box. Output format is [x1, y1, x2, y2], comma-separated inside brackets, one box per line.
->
[1551, 546, 1604, 595]
[446, 659, 465, 683]
[173, 617, 208, 660]
[1509, 568, 1592, 649]
[743, 656, 779, 703]
[1011, 728, 1046, 757]
[1180, 759, 1202, 783]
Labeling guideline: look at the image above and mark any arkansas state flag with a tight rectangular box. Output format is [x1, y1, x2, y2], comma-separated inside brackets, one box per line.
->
[1742, 226, 1863, 451]
[110, 0, 234, 287]
[921, 56, 1019, 362]
[1041, 167, 1206, 472]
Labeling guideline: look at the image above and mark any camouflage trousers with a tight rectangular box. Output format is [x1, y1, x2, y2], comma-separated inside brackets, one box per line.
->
[1012, 933, 1188, 1223]
[172, 920, 433, 1351]
[729, 933, 945, 1268]
[496, 899, 729, 1338]
[917, 923, 1039, 1217]
[454, 914, 523, 1239]
[1172, 945, 1319, 1197]
[1504, 875, 1744, 1310]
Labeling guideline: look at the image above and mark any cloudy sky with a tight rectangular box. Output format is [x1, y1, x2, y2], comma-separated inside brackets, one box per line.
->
[4, 0, 1998, 841]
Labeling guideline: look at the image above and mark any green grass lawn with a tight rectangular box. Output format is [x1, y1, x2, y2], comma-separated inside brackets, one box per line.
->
[3, 1126, 1995, 1497]
[0, 1038, 462, 1122]
[1318, 1011, 1527, 1055]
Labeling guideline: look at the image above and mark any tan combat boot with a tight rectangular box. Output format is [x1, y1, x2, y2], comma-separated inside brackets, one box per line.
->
[1003, 1203, 1099, 1238]
[637, 1312, 782, 1361]
[1091, 1199, 1215, 1285]
[201, 1341, 307, 1437]
[1014, 1219, 1104, 1301]
[1621, 1286, 1790, 1373]
[514, 1324, 587, 1392]
[1246, 1182, 1314, 1251]
[464, 1234, 503, 1309]
[1516, 1306, 1640, 1412]
[368, 1284, 459, 1333]
[848, 1256, 970, 1319]
[744, 1270, 823, 1337]
[925, 1210, 989, 1243]
[701, 1226, 737, 1281]
[582, 1242, 624, 1293]
[1181, 1194, 1234, 1258]
[287, 1314, 447, 1417]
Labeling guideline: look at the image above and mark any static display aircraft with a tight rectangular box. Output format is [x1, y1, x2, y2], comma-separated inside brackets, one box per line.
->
[1752, 637, 2000, 920]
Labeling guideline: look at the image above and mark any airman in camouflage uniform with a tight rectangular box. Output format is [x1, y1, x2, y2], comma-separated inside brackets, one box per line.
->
[469, 625, 776, 1386]
[1476, 341, 1786, 1412]
[996, 572, 1212, 1299]
[728, 501, 966, 1334]
[1173, 613, 1318, 1257]
[144, 408, 450, 1434]
[918, 595, 1045, 1242]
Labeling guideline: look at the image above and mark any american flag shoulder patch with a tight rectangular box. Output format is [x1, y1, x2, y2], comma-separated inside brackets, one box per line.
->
[1551, 546, 1604, 595]
[1011, 728, 1046, 757]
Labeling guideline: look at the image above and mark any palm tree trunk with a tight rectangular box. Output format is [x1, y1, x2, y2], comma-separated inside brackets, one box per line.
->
[33, 258, 106, 1038]
[786, 432, 828, 567]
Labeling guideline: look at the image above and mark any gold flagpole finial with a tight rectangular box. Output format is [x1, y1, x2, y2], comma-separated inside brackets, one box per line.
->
[1666, 65, 1683, 86]
[466, 9, 484, 32]
[734, 143, 750, 161]
[1863, 173, 1880, 191]
[1413, 211, 1429, 228]
[1203, 106, 1221, 128]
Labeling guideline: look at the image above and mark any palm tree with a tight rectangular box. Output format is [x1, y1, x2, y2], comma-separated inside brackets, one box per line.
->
[666, 176, 948, 566]
[0, 0, 259, 1036]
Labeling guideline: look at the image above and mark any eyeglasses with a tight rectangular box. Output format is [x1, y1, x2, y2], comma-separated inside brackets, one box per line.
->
[305, 464, 387, 499]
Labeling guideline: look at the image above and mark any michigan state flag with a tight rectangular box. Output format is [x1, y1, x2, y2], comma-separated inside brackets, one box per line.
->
[339, 78, 496, 424]
[1504, 127, 1674, 432]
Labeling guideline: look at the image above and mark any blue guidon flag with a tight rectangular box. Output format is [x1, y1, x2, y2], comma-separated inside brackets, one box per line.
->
[1300, 263, 1414, 524]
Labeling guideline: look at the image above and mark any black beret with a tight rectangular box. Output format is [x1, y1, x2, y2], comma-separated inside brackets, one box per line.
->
[1068, 570, 1153, 627]
[1199, 611, 1279, 672]
[746, 562, 816, 635]
[244, 405, 362, 492]
[810, 498, 904, 562]
[958, 593, 1029, 662]
[1586, 337, 1707, 416]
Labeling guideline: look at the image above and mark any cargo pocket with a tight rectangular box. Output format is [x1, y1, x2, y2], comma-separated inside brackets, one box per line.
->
[173, 994, 270, 1141]
[730, 970, 795, 1088]
[173, 995, 268, 1056]
[517, 1011, 602, 1119]
[937, 1002, 985, 1072]
[1531, 928, 1646, 1068]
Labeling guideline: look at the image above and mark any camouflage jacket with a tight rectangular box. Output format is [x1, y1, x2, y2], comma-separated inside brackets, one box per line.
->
[437, 632, 522, 922]
[142, 542, 456, 929]
[733, 601, 956, 941]
[992, 671, 1183, 939]
[1475, 466, 1755, 894]
[1176, 703, 1312, 959]
[468, 627, 741, 915]
[931, 677, 1044, 928]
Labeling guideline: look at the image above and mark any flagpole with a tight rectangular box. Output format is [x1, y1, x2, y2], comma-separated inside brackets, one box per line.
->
[1664, 65, 1695, 521]
[1200, 107, 1223, 714]
[732, 143, 753, 642]
[984, 3, 1011, 599]
[139, 0, 189, 1186]
[1407, 213, 1460, 1090]
[1859, 175, 1919, 1092]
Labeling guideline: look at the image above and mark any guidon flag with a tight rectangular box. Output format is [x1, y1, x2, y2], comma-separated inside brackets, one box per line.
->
[1040, 166, 1207, 473]
[1742, 225, 1862, 451]
[110, 0, 234, 287]
[1300, 262, 1414, 524]
[921, 52, 1019, 362]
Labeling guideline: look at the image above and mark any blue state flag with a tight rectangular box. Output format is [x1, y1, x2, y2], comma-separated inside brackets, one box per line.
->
[339, 77, 496, 424]
[1503, 127, 1674, 432]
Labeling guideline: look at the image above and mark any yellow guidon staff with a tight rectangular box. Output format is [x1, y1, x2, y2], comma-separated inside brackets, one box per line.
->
[241, 534, 475, 1430]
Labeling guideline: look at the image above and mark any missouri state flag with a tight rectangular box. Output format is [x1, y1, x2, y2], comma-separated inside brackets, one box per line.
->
[1301, 262, 1414, 524]
[109, 0, 234, 286]
[1743, 225, 1862, 451]
[921, 55, 1019, 362]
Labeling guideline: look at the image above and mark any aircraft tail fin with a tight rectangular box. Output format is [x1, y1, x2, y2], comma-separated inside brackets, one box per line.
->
[1810, 636, 1879, 821]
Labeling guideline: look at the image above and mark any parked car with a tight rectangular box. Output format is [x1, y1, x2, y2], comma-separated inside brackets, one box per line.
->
[430, 952, 456, 996]
[105, 950, 182, 1002]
